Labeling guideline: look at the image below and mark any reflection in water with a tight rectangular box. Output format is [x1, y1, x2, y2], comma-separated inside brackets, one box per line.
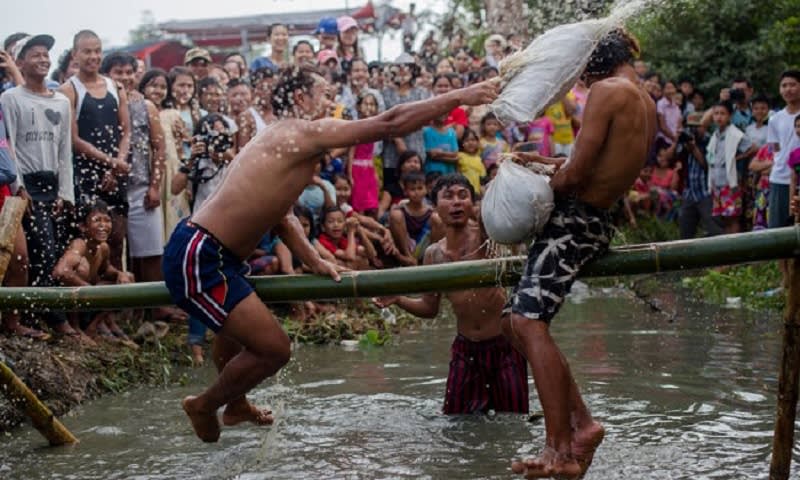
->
[0, 287, 797, 479]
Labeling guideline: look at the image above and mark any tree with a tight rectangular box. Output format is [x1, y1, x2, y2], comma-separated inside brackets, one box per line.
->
[128, 10, 163, 45]
[630, 0, 800, 97]
[485, 0, 527, 37]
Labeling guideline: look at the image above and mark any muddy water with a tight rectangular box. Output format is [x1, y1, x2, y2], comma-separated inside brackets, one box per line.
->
[1, 285, 797, 479]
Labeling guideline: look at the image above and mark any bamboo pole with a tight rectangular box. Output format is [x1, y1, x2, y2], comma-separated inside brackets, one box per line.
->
[0, 361, 78, 446]
[0, 226, 798, 311]
[0, 196, 25, 280]
[0, 196, 78, 446]
[769, 205, 800, 479]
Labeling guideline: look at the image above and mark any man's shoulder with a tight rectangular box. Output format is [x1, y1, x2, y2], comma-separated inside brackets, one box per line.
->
[423, 238, 447, 265]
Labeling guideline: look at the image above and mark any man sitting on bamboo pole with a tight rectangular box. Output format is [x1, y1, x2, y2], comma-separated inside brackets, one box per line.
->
[375, 173, 529, 415]
[502, 29, 656, 479]
[162, 64, 500, 442]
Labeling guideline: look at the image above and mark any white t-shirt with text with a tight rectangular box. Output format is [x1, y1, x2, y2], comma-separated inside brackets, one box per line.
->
[767, 107, 800, 185]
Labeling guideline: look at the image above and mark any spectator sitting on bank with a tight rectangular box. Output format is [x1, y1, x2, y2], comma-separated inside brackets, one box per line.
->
[389, 171, 434, 266]
[52, 200, 137, 348]
[649, 142, 682, 219]
[316, 206, 370, 270]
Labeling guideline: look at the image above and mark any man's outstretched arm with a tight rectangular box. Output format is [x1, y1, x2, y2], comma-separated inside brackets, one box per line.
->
[309, 79, 500, 151]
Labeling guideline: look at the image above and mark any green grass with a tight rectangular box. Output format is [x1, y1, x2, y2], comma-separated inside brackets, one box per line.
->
[682, 262, 784, 312]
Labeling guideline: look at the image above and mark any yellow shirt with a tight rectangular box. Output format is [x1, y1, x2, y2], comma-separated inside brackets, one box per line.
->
[458, 152, 487, 192]
[545, 93, 575, 146]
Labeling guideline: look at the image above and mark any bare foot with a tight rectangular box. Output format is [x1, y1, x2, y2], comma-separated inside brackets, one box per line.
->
[182, 396, 220, 442]
[572, 421, 605, 477]
[191, 344, 205, 367]
[222, 398, 274, 427]
[511, 447, 582, 479]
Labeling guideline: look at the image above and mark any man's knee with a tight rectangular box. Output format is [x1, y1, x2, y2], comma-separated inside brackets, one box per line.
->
[506, 313, 550, 341]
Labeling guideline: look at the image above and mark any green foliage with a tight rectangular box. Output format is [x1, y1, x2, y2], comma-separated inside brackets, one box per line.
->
[281, 305, 421, 345]
[359, 329, 391, 347]
[613, 215, 680, 246]
[682, 262, 784, 311]
[629, 0, 800, 96]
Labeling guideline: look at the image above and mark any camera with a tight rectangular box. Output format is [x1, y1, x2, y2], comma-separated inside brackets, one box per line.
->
[677, 128, 695, 145]
[729, 88, 746, 103]
[203, 131, 233, 156]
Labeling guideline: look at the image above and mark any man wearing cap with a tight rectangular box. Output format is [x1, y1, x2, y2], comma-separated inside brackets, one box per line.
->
[314, 17, 339, 52]
[185, 47, 212, 81]
[0, 34, 80, 337]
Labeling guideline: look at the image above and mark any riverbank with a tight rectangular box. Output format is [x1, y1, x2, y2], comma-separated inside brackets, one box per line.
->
[0, 305, 422, 433]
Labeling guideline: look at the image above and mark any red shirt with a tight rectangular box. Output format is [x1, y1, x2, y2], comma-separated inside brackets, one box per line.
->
[446, 107, 469, 128]
[318, 233, 349, 254]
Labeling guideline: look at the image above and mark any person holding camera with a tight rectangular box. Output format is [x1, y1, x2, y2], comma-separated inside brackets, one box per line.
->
[170, 112, 235, 363]
[676, 119, 724, 239]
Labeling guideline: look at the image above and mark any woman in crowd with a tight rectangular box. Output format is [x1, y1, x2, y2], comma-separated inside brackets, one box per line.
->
[293, 40, 315, 66]
[267, 23, 290, 68]
[336, 16, 364, 61]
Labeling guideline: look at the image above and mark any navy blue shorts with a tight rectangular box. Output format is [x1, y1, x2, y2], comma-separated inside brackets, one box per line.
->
[162, 219, 253, 333]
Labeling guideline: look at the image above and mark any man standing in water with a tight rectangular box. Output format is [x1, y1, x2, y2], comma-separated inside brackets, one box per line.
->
[503, 29, 656, 478]
[375, 173, 529, 415]
[162, 64, 499, 442]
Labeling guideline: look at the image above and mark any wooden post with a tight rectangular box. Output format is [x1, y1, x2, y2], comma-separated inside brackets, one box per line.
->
[770, 203, 800, 479]
[0, 197, 78, 446]
[0, 196, 25, 281]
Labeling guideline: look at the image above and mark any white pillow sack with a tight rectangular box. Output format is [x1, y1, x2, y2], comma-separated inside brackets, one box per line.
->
[481, 161, 555, 244]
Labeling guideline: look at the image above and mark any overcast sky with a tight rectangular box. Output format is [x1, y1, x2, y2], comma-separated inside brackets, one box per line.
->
[2, 0, 432, 63]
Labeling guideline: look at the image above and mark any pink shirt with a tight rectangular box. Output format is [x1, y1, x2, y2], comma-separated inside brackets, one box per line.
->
[526, 117, 555, 157]
[657, 97, 682, 144]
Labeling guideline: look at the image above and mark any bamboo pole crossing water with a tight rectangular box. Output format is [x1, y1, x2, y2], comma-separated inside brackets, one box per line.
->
[0, 226, 797, 311]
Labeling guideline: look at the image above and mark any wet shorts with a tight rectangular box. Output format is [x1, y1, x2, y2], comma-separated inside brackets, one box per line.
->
[443, 334, 529, 414]
[503, 196, 613, 324]
[162, 219, 253, 333]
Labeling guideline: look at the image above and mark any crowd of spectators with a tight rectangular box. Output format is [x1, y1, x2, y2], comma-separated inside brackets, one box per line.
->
[1, 16, 799, 362]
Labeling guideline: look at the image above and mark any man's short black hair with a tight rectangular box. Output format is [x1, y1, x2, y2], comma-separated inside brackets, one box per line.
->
[251, 67, 275, 84]
[401, 170, 426, 187]
[320, 206, 344, 224]
[3, 32, 28, 52]
[197, 76, 222, 94]
[714, 101, 733, 114]
[751, 93, 770, 106]
[99, 52, 137, 75]
[226, 77, 251, 90]
[583, 28, 641, 80]
[780, 70, 800, 83]
[731, 77, 752, 87]
[73, 29, 100, 49]
[272, 64, 322, 118]
[78, 199, 110, 224]
[430, 173, 475, 205]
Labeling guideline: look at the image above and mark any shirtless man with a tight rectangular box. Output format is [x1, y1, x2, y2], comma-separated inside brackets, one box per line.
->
[375, 173, 528, 414]
[162, 64, 499, 442]
[502, 29, 656, 478]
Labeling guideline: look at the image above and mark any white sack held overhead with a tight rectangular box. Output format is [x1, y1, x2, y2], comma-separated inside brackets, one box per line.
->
[481, 160, 554, 245]
[491, 18, 614, 124]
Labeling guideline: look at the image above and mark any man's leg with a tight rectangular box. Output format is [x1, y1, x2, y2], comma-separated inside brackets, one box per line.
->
[182, 293, 290, 442]
[503, 315, 586, 479]
[388, 208, 416, 266]
[678, 199, 699, 239]
[697, 196, 723, 237]
[108, 212, 127, 271]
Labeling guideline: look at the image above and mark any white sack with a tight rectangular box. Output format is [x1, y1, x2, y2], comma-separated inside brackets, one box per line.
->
[481, 160, 554, 244]
[491, 18, 614, 124]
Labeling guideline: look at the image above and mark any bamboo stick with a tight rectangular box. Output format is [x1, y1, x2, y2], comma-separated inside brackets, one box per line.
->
[0, 196, 25, 282]
[0, 361, 78, 446]
[0, 226, 798, 311]
[0, 197, 78, 446]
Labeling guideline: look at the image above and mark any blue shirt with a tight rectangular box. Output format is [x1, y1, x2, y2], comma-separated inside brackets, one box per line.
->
[678, 137, 710, 203]
[423, 126, 458, 175]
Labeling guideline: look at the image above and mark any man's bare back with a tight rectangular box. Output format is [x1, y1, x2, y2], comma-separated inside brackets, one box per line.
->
[192, 119, 324, 258]
[551, 76, 656, 209]
[424, 221, 505, 341]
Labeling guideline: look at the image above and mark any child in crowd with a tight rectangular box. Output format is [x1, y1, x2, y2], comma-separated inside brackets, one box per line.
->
[750, 144, 774, 230]
[788, 116, 800, 220]
[628, 167, 653, 216]
[706, 102, 756, 233]
[423, 113, 459, 175]
[248, 231, 293, 276]
[479, 112, 508, 167]
[385, 150, 424, 206]
[389, 172, 434, 266]
[457, 128, 486, 193]
[348, 93, 381, 216]
[52, 200, 137, 348]
[525, 114, 556, 157]
[316, 206, 370, 270]
[649, 142, 682, 219]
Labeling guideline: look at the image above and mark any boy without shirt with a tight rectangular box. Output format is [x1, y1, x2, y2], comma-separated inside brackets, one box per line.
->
[161, 64, 499, 442]
[52, 200, 137, 347]
[503, 29, 657, 479]
[376, 173, 529, 415]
